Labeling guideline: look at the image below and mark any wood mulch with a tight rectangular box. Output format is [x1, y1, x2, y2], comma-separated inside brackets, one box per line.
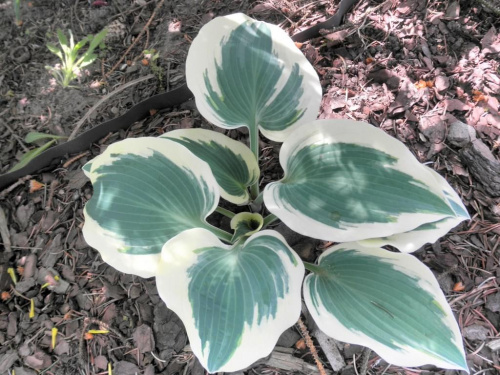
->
[1, 0, 500, 374]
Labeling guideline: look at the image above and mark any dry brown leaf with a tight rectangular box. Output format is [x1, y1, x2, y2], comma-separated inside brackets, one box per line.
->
[1, 291, 10, 301]
[453, 281, 465, 292]
[415, 80, 433, 89]
[295, 338, 306, 350]
[472, 90, 487, 103]
[29, 180, 44, 193]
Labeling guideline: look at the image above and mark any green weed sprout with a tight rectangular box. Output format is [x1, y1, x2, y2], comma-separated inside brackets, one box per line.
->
[9, 132, 67, 173]
[13, 0, 22, 26]
[46, 28, 107, 87]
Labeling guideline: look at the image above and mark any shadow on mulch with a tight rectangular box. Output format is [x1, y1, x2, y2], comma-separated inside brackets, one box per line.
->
[1, 0, 500, 374]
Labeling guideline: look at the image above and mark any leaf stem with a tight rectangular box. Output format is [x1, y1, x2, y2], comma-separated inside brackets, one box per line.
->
[253, 191, 264, 206]
[262, 214, 279, 228]
[205, 224, 233, 243]
[249, 126, 260, 200]
[215, 206, 235, 219]
[303, 261, 325, 275]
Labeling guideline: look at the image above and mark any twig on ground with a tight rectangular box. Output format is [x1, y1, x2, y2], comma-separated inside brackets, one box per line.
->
[105, 0, 165, 78]
[476, 0, 500, 15]
[1, 120, 30, 152]
[359, 347, 372, 375]
[313, 328, 346, 371]
[0, 205, 11, 252]
[79, 317, 133, 370]
[297, 317, 327, 375]
[109, 0, 158, 22]
[68, 74, 155, 140]
[0, 174, 32, 200]
[62, 152, 90, 169]
[45, 179, 58, 211]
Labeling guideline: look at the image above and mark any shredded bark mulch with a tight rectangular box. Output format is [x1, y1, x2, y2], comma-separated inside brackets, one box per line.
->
[1, 0, 500, 374]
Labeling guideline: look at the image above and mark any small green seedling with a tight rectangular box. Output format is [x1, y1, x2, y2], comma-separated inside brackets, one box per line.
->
[46, 28, 107, 87]
[9, 132, 67, 172]
[143, 49, 164, 89]
[143, 49, 159, 62]
[13, 0, 22, 26]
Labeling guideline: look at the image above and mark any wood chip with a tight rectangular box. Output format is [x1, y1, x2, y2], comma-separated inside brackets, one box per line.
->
[133, 324, 155, 354]
[0, 204, 11, 252]
[0, 351, 19, 373]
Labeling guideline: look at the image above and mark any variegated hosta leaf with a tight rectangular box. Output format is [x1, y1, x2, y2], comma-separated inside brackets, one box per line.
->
[264, 119, 466, 244]
[157, 228, 304, 373]
[186, 13, 322, 142]
[304, 243, 467, 371]
[360, 167, 469, 252]
[82, 137, 219, 278]
[162, 128, 259, 204]
[230, 212, 263, 241]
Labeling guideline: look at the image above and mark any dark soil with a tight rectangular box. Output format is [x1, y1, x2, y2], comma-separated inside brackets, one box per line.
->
[1, 0, 500, 374]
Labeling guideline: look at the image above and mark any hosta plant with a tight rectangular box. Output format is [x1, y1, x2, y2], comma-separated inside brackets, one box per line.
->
[82, 13, 470, 373]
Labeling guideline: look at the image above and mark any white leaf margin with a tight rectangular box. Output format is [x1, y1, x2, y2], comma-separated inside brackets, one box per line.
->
[304, 242, 468, 371]
[264, 119, 463, 243]
[82, 137, 220, 278]
[156, 228, 304, 372]
[360, 167, 469, 252]
[186, 13, 322, 142]
[162, 128, 259, 204]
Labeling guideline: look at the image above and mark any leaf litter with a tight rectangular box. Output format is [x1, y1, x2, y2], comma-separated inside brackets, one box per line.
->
[0, 0, 500, 374]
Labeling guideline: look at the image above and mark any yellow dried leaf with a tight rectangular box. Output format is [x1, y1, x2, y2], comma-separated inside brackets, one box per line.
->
[52, 327, 58, 349]
[7, 268, 17, 285]
[29, 299, 35, 319]
[88, 329, 109, 334]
